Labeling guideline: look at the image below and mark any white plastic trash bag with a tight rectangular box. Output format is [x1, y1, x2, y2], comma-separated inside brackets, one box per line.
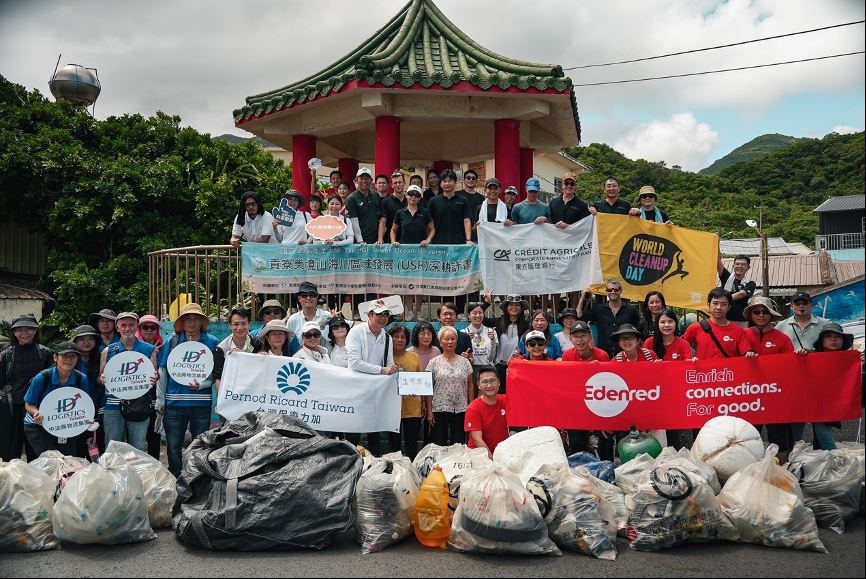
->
[100, 440, 177, 529]
[353, 454, 419, 554]
[577, 467, 629, 536]
[448, 463, 560, 556]
[30, 450, 90, 500]
[613, 452, 655, 496]
[413, 443, 451, 480]
[692, 416, 764, 482]
[438, 445, 491, 512]
[53, 462, 156, 545]
[626, 462, 737, 551]
[718, 445, 826, 552]
[786, 441, 862, 534]
[527, 464, 617, 559]
[833, 442, 865, 515]
[0, 459, 59, 552]
[493, 426, 567, 486]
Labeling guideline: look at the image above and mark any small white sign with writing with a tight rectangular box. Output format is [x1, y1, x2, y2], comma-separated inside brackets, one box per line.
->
[397, 372, 433, 396]
[167, 341, 214, 384]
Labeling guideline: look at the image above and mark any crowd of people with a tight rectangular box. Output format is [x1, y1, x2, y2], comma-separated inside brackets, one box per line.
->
[1, 170, 861, 472]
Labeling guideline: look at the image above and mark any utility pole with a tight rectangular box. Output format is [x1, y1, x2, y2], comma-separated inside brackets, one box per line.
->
[747, 204, 770, 298]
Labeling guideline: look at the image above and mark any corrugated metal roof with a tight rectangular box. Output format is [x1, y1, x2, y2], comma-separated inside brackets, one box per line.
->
[813, 195, 865, 213]
[0, 282, 53, 301]
[720, 237, 810, 256]
[722, 255, 824, 287]
[832, 260, 866, 283]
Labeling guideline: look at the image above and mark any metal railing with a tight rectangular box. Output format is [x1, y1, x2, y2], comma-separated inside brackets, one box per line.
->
[815, 232, 864, 251]
[148, 245, 244, 320]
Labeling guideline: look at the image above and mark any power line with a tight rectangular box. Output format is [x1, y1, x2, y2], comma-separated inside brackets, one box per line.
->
[570, 51, 865, 87]
[564, 20, 865, 70]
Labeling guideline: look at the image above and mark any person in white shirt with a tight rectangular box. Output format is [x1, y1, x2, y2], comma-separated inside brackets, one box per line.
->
[285, 282, 330, 349]
[230, 191, 274, 247]
[344, 302, 398, 454]
[272, 190, 312, 244]
[309, 196, 356, 245]
[554, 308, 578, 353]
[327, 316, 352, 368]
[292, 321, 331, 364]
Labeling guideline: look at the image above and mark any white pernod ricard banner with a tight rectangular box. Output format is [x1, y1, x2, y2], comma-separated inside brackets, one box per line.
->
[477, 219, 601, 294]
[217, 352, 401, 433]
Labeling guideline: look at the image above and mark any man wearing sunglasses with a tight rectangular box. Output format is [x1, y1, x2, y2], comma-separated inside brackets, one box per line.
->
[577, 279, 641, 358]
[628, 185, 672, 224]
[459, 169, 485, 242]
[286, 281, 330, 349]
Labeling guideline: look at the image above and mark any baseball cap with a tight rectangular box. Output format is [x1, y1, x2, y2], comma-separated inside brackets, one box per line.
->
[406, 184, 423, 196]
[369, 302, 391, 315]
[115, 312, 140, 323]
[484, 177, 501, 188]
[504, 186, 518, 196]
[301, 321, 322, 336]
[562, 172, 578, 183]
[54, 341, 81, 356]
[356, 167, 373, 178]
[569, 321, 591, 334]
[791, 292, 812, 303]
[525, 330, 547, 343]
[525, 177, 541, 192]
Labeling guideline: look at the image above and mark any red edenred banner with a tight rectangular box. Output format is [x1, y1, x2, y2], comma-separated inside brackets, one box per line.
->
[506, 351, 862, 430]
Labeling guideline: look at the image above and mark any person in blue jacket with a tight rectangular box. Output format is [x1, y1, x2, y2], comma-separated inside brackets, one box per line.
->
[23, 341, 92, 457]
[98, 312, 159, 452]
[156, 302, 219, 476]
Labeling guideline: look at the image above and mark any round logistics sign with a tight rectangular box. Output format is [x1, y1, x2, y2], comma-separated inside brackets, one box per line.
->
[38, 387, 95, 438]
[104, 351, 156, 400]
[167, 341, 214, 384]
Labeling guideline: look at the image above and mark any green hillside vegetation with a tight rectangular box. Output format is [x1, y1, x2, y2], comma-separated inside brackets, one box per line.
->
[700, 133, 804, 175]
[564, 130, 864, 245]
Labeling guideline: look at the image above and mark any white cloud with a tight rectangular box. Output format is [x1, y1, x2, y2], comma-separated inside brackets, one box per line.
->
[831, 125, 860, 134]
[612, 113, 720, 171]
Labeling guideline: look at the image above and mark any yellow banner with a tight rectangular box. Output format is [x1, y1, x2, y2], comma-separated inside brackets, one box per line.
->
[590, 214, 719, 309]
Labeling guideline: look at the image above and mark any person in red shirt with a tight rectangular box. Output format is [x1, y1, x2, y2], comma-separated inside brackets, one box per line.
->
[561, 321, 610, 362]
[464, 366, 508, 458]
[645, 309, 693, 361]
[612, 324, 658, 362]
[743, 297, 794, 355]
[742, 296, 796, 458]
[683, 288, 756, 359]
[559, 320, 606, 454]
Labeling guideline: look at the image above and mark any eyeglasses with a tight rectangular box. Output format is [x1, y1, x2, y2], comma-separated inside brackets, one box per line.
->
[303, 332, 321, 339]
[298, 293, 317, 299]
[479, 378, 499, 385]
[606, 288, 621, 293]
[407, 192, 422, 198]
[527, 340, 546, 347]
[262, 308, 283, 316]
[563, 181, 576, 186]
[750, 309, 771, 316]
[639, 194, 656, 199]
[140, 325, 159, 332]
[464, 176, 477, 181]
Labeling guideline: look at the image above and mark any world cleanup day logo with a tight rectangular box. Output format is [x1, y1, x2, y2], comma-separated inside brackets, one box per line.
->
[618, 233, 688, 286]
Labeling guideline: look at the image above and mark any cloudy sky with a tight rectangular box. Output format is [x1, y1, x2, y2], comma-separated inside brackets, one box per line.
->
[2, 0, 863, 171]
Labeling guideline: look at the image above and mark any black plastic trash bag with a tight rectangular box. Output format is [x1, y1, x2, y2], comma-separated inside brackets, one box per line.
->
[173, 412, 363, 551]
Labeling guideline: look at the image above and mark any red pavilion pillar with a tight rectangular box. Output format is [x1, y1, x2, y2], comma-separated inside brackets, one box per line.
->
[375, 116, 400, 188]
[432, 160, 453, 174]
[338, 157, 359, 191]
[519, 147, 534, 202]
[494, 119, 520, 199]
[292, 134, 316, 202]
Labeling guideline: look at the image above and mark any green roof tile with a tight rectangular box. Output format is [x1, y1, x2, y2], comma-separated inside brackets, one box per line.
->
[234, 0, 580, 141]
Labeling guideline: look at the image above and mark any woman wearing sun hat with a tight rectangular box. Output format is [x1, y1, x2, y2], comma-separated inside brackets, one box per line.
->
[156, 302, 219, 476]
[89, 308, 120, 353]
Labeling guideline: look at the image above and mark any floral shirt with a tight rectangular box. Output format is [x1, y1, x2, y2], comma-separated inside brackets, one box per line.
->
[427, 354, 473, 414]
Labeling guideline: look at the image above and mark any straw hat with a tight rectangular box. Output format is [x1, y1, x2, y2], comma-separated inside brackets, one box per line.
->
[174, 303, 209, 333]
[258, 319, 291, 340]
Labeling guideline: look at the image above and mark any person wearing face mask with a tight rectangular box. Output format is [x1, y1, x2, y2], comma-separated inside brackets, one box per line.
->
[0, 315, 53, 461]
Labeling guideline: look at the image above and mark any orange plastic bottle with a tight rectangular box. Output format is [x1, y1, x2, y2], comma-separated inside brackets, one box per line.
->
[413, 465, 452, 548]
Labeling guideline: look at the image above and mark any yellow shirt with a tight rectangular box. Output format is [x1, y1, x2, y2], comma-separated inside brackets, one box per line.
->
[394, 350, 423, 418]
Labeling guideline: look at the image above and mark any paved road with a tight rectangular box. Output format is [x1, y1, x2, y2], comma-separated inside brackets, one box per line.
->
[4, 518, 864, 578]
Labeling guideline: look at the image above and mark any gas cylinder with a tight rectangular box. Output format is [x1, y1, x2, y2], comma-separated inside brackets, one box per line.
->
[413, 465, 451, 548]
[617, 426, 663, 464]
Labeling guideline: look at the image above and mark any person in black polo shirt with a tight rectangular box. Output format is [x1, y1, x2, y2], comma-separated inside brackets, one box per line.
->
[577, 278, 641, 358]
[550, 171, 590, 227]
[459, 169, 485, 242]
[391, 184, 434, 320]
[717, 254, 756, 327]
[428, 169, 473, 246]
[588, 176, 631, 216]
[346, 167, 381, 244]
[377, 170, 408, 244]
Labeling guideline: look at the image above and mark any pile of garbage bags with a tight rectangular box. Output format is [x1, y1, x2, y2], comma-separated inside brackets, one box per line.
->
[0, 459, 58, 552]
[173, 413, 362, 551]
[353, 453, 419, 554]
[29, 451, 89, 501]
[100, 441, 177, 529]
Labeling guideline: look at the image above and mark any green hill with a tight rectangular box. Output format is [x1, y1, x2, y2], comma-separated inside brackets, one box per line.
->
[564, 131, 865, 245]
[700, 133, 804, 175]
[213, 133, 277, 148]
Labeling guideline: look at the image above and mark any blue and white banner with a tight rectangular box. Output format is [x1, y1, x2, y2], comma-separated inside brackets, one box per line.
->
[216, 352, 401, 433]
[242, 243, 480, 295]
[477, 220, 601, 294]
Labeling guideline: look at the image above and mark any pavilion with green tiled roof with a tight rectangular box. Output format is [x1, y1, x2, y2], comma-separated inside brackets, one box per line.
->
[234, 0, 581, 200]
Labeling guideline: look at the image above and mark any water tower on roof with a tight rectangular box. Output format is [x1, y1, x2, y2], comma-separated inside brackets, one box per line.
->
[49, 57, 100, 114]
